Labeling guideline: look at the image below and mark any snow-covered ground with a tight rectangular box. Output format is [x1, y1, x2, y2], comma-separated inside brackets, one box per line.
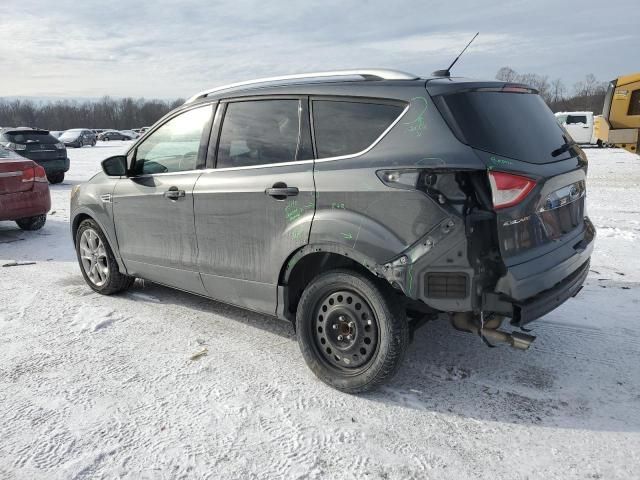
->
[1, 143, 639, 479]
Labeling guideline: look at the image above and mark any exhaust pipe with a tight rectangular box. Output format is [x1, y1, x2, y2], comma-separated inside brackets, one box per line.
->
[451, 312, 535, 350]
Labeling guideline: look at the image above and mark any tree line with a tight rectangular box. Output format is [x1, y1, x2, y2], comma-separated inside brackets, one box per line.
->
[0, 97, 185, 131]
[0, 69, 612, 131]
[496, 67, 609, 113]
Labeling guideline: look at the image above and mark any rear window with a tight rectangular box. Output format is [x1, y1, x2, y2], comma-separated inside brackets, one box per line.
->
[437, 91, 575, 164]
[60, 130, 82, 139]
[566, 115, 587, 125]
[312, 100, 404, 158]
[3, 131, 58, 144]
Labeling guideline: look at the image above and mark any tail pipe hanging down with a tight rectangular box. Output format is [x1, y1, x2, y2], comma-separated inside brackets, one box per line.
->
[450, 312, 536, 350]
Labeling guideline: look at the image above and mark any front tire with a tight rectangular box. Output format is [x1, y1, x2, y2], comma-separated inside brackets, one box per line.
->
[47, 172, 64, 184]
[75, 219, 134, 294]
[16, 214, 46, 231]
[296, 269, 409, 393]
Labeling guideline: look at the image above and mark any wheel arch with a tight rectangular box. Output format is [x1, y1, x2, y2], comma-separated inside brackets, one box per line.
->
[277, 243, 389, 322]
[71, 210, 127, 274]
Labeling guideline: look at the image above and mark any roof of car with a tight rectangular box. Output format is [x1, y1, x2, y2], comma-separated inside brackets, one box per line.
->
[184, 69, 423, 104]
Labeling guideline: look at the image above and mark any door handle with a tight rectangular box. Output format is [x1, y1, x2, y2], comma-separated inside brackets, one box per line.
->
[164, 187, 185, 200]
[265, 183, 299, 200]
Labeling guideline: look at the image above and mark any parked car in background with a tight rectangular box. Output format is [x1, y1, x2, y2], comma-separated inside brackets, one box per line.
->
[49, 130, 63, 138]
[0, 127, 69, 184]
[60, 129, 96, 148]
[555, 111, 599, 146]
[71, 69, 595, 392]
[98, 130, 132, 141]
[0, 146, 50, 230]
[120, 130, 139, 139]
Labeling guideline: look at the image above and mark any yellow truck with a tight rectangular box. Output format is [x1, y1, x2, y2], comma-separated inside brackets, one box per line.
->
[594, 72, 640, 154]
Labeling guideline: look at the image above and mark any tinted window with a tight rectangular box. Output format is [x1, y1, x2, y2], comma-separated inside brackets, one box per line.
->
[438, 91, 575, 164]
[133, 105, 212, 175]
[566, 115, 587, 124]
[312, 100, 403, 158]
[628, 90, 640, 116]
[4, 131, 58, 144]
[217, 100, 300, 168]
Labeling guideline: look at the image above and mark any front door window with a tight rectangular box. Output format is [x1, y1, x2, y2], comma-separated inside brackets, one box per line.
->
[133, 105, 213, 175]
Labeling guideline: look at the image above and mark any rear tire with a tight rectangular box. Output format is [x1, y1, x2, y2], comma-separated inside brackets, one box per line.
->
[47, 172, 64, 184]
[15, 214, 46, 231]
[296, 269, 409, 393]
[75, 219, 134, 295]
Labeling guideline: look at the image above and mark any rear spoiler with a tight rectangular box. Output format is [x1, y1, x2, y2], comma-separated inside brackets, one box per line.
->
[425, 79, 538, 96]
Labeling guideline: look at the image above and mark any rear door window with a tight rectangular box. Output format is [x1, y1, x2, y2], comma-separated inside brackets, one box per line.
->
[312, 100, 404, 158]
[217, 99, 300, 169]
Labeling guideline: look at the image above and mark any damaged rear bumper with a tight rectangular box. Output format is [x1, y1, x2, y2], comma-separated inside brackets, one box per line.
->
[485, 217, 595, 326]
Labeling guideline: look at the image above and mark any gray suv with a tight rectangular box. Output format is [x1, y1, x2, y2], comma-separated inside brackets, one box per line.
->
[70, 69, 595, 392]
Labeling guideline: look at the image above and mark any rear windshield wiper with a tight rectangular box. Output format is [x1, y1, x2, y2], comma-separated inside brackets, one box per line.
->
[551, 139, 577, 157]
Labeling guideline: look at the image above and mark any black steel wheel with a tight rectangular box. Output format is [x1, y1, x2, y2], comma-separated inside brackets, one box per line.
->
[296, 269, 409, 393]
[313, 289, 379, 371]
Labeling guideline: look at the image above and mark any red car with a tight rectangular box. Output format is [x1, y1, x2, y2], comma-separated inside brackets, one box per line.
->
[0, 148, 51, 230]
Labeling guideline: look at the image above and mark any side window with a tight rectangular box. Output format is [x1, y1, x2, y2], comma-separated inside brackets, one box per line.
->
[312, 100, 404, 158]
[133, 105, 212, 175]
[566, 115, 587, 125]
[628, 90, 640, 116]
[217, 100, 300, 168]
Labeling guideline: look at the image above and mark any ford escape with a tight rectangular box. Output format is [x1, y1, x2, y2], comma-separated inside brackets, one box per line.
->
[70, 69, 595, 392]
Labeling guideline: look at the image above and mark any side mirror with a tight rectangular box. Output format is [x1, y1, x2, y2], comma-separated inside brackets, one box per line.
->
[101, 155, 127, 176]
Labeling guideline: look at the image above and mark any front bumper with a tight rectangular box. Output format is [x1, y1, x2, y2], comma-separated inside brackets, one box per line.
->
[0, 183, 51, 221]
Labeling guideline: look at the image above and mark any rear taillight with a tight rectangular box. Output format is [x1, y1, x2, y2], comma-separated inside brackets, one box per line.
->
[34, 165, 47, 183]
[20, 165, 47, 184]
[488, 171, 536, 209]
[21, 167, 35, 183]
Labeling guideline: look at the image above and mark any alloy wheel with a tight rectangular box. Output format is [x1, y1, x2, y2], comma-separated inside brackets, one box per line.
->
[79, 228, 109, 286]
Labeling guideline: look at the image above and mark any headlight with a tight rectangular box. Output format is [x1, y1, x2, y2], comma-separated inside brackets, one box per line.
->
[55, 142, 65, 150]
[71, 184, 81, 200]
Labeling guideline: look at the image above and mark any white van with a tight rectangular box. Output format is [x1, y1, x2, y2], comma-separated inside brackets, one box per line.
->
[554, 111, 599, 145]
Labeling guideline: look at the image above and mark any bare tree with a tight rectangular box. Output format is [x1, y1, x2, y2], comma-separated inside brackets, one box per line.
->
[494, 68, 608, 114]
[495, 66, 519, 82]
[550, 78, 566, 103]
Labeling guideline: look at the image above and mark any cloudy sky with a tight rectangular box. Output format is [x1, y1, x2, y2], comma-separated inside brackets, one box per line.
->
[0, 0, 637, 100]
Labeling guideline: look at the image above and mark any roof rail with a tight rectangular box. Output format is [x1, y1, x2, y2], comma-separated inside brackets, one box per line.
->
[184, 69, 419, 104]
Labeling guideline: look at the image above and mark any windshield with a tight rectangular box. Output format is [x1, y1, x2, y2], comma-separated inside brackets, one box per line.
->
[60, 130, 82, 140]
[436, 91, 576, 164]
[4, 131, 58, 144]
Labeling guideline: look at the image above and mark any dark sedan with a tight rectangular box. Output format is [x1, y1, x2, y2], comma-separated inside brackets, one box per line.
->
[98, 130, 132, 141]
